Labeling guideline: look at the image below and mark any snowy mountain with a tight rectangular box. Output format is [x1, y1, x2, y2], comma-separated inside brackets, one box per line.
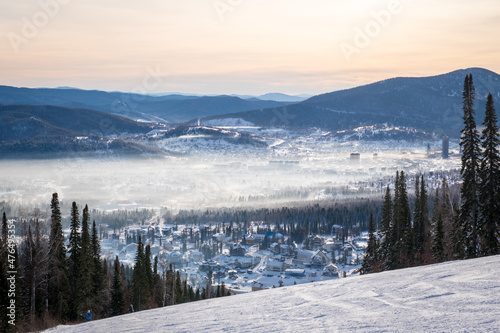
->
[46, 255, 500, 333]
[206, 68, 500, 138]
[257, 93, 311, 102]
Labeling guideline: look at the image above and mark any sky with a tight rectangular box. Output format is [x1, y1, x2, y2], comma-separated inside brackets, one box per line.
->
[1, 0, 500, 96]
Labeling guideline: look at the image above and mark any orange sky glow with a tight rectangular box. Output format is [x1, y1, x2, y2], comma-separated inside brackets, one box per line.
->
[1, 0, 500, 95]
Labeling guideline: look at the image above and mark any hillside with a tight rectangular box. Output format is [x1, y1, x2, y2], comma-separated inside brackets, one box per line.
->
[0, 105, 158, 157]
[47, 255, 500, 332]
[206, 68, 500, 137]
[0, 86, 291, 122]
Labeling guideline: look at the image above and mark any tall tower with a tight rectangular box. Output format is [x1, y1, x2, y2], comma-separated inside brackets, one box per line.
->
[442, 136, 449, 159]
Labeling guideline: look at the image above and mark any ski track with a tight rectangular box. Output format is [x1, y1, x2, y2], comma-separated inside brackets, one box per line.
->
[45, 256, 500, 333]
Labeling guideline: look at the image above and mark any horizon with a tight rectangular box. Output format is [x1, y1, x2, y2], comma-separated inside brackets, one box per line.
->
[2, 0, 500, 95]
[2, 66, 496, 98]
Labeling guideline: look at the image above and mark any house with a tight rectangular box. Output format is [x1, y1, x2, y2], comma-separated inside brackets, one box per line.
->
[285, 269, 305, 277]
[230, 244, 246, 257]
[295, 249, 315, 264]
[311, 236, 324, 248]
[234, 257, 254, 269]
[283, 258, 294, 269]
[245, 234, 257, 245]
[270, 242, 281, 254]
[322, 263, 339, 277]
[200, 260, 220, 272]
[267, 260, 284, 272]
[311, 250, 330, 268]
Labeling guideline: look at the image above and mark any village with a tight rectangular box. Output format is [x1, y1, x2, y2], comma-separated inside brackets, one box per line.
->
[99, 219, 368, 293]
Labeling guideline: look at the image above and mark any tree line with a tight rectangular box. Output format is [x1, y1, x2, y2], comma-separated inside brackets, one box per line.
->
[0, 193, 230, 332]
[362, 74, 500, 274]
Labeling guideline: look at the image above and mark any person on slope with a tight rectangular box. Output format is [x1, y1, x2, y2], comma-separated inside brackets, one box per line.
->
[85, 310, 92, 321]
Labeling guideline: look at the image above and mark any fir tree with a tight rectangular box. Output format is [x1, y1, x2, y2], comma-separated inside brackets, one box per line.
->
[144, 245, 153, 297]
[47, 193, 69, 321]
[459, 74, 481, 259]
[67, 202, 81, 321]
[91, 220, 104, 316]
[413, 175, 430, 265]
[432, 211, 445, 263]
[78, 205, 95, 315]
[131, 236, 150, 311]
[391, 171, 412, 268]
[438, 179, 455, 260]
[478, 93, 500, 256]
[165, 264, 175, 306]
[110, 256, 125, 316]
[361, 212, 378, 274]
[377, 186, 392, 267]
[153, 256, 164, 307]
[175, 270, 183, 304]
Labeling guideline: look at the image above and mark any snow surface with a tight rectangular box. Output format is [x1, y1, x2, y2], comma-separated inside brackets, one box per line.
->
[46, 255, 500, 332]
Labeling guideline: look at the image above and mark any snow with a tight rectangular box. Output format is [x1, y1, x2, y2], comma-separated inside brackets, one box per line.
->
[45, 255, 500, 332]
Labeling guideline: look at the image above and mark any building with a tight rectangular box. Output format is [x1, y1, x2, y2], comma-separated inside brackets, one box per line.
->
[267, 260, 284, 272]
[234, 258, 254, 269]
[285, 269, 305, 277]
[322, 263, 339, 277]
[350, 153, 361, 162]
[442, 136, 449, 159]
[311, 250, 330, 268]
[230, 244, 247, 257]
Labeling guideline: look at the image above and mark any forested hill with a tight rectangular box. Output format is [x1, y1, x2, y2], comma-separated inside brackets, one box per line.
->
[0, 104, 158, 157]
[205, 68, 500, 137]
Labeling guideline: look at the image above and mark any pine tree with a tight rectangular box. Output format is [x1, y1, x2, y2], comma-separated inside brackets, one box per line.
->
[175, 271, 183, 304]
[390, 171, 412, 268]
[413, 175, 423, 264]
[144, 245, 153, 298]
[110, 256, 125, 316]
[67, 202, 81, 321]
[413, 175, 430, 265]
[153, 256, 164, 307]
[361, 212, 378, 274]
[478, 93, 500, 256]
[91, 220, 104, 316]
[459, 74, 481, 259]
[47, 193, 69, 321]
[432, 211, 445, 263]
[20, 225, 45, 322]
[131, 236, 150, 311]
[165, 264, 175, 306]
[438, 179, 455, 260]
[78, 205, 95, 315]
[377, 186, 392, 267]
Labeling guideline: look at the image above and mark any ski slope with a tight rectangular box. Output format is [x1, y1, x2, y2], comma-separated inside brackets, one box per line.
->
[47, 255, 500, 332]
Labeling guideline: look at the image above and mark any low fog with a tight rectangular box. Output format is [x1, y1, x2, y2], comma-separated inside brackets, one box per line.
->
[0, 140, 461, 214]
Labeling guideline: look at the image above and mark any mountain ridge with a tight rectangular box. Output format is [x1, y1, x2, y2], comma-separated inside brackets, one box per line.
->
[204, 67, 500, 138]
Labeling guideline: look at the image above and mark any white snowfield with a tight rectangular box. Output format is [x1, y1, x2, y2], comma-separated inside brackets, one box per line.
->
[47, 255, 500, 333]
